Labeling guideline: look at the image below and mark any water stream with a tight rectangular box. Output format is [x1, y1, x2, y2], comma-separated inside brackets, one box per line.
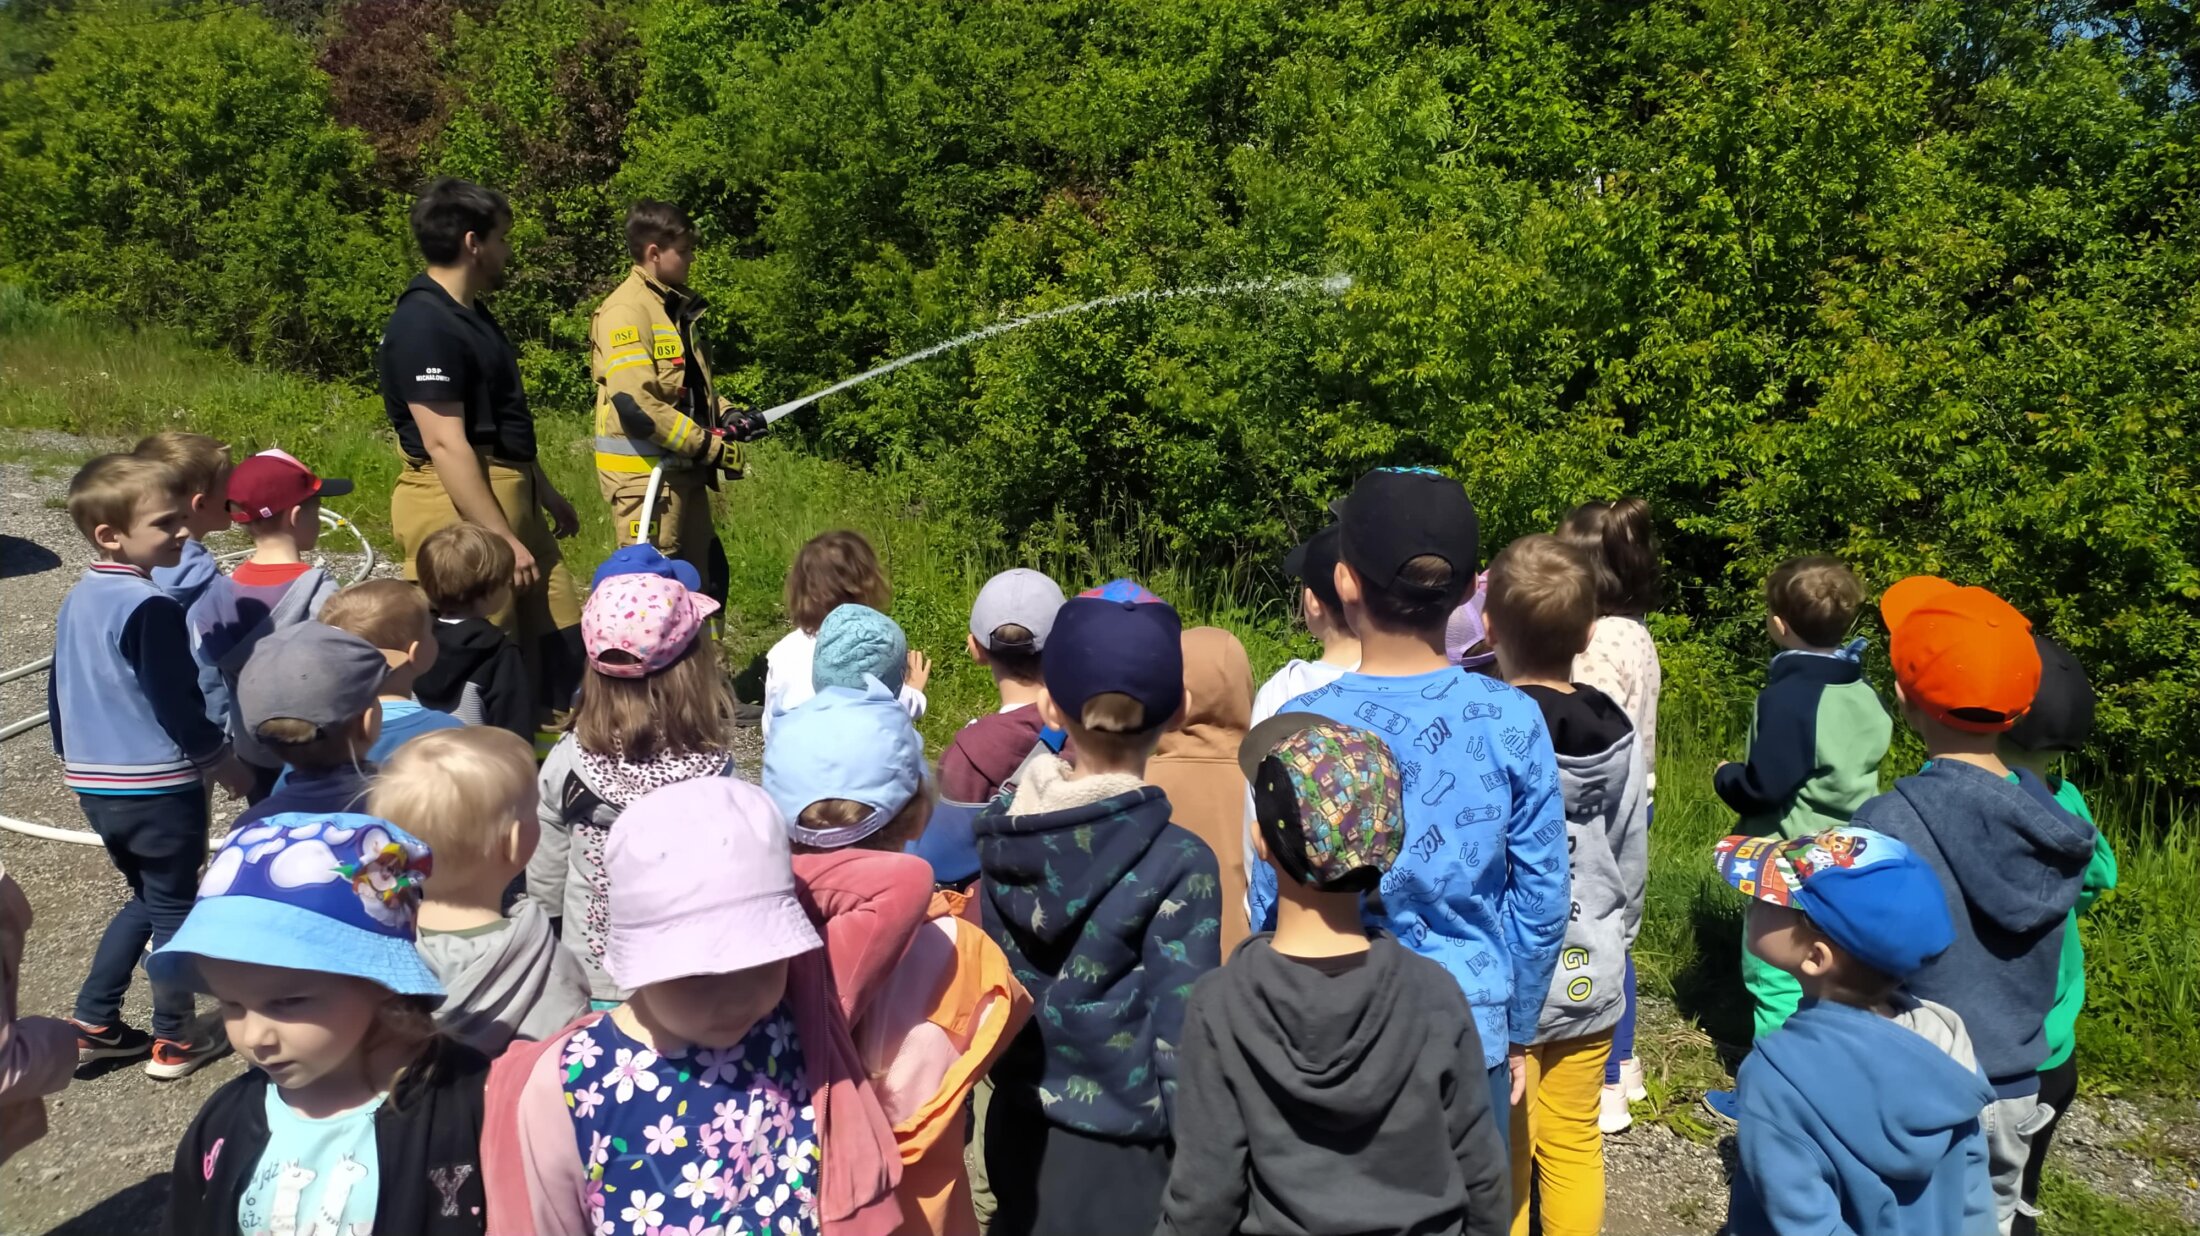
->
[757, 272, 1353, 424]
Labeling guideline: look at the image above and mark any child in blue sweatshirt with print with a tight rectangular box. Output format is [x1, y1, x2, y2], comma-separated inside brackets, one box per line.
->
[1249, 468, 1569, 1139]
[975, 580, 1222, 1236]
[1716, 827, 1995, 1236]
[50, 454, 245, 1078]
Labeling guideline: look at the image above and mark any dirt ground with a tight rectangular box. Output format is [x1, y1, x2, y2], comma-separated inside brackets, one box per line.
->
[1, 439, 2193, 1235]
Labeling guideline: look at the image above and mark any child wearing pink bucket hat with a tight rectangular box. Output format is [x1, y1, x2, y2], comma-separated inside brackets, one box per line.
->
[483, 776, 905, 1236]
[527, 574, 739, 1005]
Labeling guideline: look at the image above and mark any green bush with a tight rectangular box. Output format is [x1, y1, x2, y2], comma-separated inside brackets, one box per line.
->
[4, 0, 2200, 779]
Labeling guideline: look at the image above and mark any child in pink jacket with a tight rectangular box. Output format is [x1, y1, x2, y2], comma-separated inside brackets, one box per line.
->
[481, 776, 903, 1236]
[0, 859, 76, 1165]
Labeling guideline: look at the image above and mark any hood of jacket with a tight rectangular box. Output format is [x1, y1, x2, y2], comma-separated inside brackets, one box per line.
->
[1530, 684, 1635, 811]
[416, 617, 511, 705]
[1153, 626, 1253, 765]
[417, 901, 575, 1055]
[790, 848, 934, 1027]
[1895, 761, 2095, 936]
[1748, 998, 1994, 1184]
[1220, 935, 1432, 1128]
[152, 539, 220, 609]
[979, 770, 1177, 956]
[201, 565, 336, 676]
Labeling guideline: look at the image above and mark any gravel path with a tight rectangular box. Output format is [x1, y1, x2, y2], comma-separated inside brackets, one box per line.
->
[0, 434, 2188, 1234]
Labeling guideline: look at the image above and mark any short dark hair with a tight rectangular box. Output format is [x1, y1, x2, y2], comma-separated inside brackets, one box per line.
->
[1485, 535, 1597, 677]
[1766, 556, 1864, 647]
[625, 200, 696, 262]
[410, 178, 511, 264]
[1557, 497, 1661, 617]
[1353, 554, 1469, 635]
[982, 622, 1045, 684]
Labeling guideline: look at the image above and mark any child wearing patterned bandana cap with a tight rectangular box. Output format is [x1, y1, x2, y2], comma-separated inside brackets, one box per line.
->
[151, 813, 492, 1236]
[1157, 714, 1509, 1236]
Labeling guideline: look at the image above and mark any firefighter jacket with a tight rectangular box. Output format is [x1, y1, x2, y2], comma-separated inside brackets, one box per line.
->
[589, 268, 729, 476]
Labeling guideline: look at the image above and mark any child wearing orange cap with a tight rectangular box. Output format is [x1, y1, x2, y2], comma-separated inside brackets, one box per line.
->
[1850, 576, 2096, 1236]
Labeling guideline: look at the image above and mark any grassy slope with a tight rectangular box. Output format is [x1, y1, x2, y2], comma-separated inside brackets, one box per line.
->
[5, 298, 2196, 1118]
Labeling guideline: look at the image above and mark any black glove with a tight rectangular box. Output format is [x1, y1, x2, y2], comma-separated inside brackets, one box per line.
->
[725, 409, 770, 442]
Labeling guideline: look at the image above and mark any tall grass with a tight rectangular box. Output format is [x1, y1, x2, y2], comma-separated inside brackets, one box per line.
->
[4, 299, 2195, 1093]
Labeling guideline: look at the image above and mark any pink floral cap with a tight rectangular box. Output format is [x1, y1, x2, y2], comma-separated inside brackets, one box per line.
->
[582, 573, 720, 678]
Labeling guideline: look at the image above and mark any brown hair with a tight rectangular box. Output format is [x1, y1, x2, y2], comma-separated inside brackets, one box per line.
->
[981, 621, 1044, 683]
[1064, 691, 1168, 766]
[67, 454, 183, 542]
[373, 994, 455, 1111]
[416, 521, 514, 614]
[133, 431, 230, 499]
[1557, 497, 1661, 617]
[784, 531, 890, 634]
[321, 580, 433, 653]
[792, 789, 935, 854]
[573, 637, 731, 761]
[1353, 554, 1468, 634]
[368, 728, 538, 868]
[253, 713, 375, 772]
[1485, 535, 1598, 677]
[626, 200, 697, 261]
[1765, 556, 1864, 648]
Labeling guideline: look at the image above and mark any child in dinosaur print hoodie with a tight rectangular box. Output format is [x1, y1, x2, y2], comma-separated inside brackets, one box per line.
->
[974, 580, 1224, 1236]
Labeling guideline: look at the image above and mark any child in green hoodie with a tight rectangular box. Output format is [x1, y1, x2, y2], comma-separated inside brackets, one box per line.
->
[1997, 636, 2117, 1236]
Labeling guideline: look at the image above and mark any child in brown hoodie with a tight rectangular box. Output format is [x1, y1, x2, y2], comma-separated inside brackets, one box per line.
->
[1146, 626, 1257, 954]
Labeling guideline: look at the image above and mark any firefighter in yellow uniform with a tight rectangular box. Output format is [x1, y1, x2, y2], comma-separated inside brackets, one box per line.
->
[589, 201, 764, 603]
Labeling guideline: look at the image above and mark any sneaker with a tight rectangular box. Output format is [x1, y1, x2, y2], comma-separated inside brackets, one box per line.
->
[145, 1035, 230, 1081]
[69, 1019, 151, 1065]
[1599, 1083, 1634, 1134]
[1701, 1088, 1741, 1125]
[1617, 1055, 1648, 1103]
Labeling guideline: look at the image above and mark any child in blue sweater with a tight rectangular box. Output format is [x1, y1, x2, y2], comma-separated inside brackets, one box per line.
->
[1717, 827, 1994, 1236]
[51, 454, 246, 1079]
[1249, 468, 1569, 1140]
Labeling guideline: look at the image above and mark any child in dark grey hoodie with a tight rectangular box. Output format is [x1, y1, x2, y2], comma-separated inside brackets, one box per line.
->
[1854, 578, 2095, 1235]
[1158, 712, 1507, 1236]
[1483, 535, 1645, 1236]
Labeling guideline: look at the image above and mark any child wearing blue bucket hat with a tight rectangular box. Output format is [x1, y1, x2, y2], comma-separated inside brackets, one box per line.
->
[152, 812, 490, 1236]
[765, 681, 1033, 1235]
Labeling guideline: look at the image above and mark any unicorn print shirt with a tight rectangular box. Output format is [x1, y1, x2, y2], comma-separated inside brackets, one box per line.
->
[238, 1090, 382, 1236]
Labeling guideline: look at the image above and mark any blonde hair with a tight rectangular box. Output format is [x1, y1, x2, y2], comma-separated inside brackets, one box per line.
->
[1485, 534, 1598, 677]
[133, 431, 230, 499]
[321, 580, 432, 653]
[573, 637, 732, 761]
[67, 453, 183, 541]
[368, 728, 538, 867]
[792, 788, 935, 854]
[417, 521, 514, 614]
[1064, 691, 1166, 766]
[784, 530, 890, 634]
[1766, 556, 1864, 647]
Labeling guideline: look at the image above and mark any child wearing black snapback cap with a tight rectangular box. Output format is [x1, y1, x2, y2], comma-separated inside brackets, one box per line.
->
[974, 578, 1222, 1236]
[1247, 468, 1570, 1145]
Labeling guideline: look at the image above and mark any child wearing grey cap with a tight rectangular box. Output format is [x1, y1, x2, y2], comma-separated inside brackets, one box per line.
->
[230, 622, 389, 830]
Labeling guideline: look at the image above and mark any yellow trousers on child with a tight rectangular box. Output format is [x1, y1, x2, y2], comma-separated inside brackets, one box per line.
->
[1509, 1030, 1613, 1236]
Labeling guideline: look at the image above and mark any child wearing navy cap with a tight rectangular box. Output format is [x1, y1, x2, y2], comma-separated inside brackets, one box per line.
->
[974, 579, 1223, 1236]
[1715, 827, 1995, 1236]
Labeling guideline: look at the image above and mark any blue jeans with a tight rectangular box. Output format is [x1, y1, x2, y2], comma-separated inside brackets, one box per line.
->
[1605, 953, 1638, 1083]
[72, 789, 207, 1040]
[1488, 1062, 1513, 1155]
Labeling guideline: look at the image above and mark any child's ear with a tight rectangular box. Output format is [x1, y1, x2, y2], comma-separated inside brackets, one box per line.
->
[1768, 613, 1792, 642]
[1035, 688, 1067, 731]
[91, 522, 125, 553]
[1480, 608, 1503, 650]
[966, 633, 985, 664]
[1333, 560, 1364, 611]
[508, 816, 539, 867]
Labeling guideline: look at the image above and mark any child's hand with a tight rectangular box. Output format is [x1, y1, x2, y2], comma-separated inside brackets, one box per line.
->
[1508, 1045, 1527, 1106]
[905, 650, 933, 692]
[208, 755, 253, 799]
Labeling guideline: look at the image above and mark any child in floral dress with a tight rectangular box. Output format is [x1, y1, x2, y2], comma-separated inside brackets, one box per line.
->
[483, 777, 903, 1236]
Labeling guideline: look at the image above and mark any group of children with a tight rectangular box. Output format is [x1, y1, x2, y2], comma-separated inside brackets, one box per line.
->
[0, 436, 2117, 1236]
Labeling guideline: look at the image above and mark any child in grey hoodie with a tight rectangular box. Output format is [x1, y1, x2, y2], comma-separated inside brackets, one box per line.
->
[369, 728, 588, 1055]
[1158, 713, 1507, 1236]
[1483, 535, 1645, 1236]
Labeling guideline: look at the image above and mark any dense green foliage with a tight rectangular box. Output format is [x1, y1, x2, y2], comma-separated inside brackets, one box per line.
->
[4, 0, 2200, 780]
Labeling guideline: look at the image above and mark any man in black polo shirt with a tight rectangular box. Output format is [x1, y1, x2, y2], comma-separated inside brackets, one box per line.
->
[380, 178, 583, 734]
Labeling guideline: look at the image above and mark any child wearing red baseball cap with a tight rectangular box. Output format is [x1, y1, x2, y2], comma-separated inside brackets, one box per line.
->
[1850, 576, 2097, 1236]
[187, 449, 352, 799]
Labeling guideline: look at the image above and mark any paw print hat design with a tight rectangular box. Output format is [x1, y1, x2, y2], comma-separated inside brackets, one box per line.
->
[150, 812, 444, 1000]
